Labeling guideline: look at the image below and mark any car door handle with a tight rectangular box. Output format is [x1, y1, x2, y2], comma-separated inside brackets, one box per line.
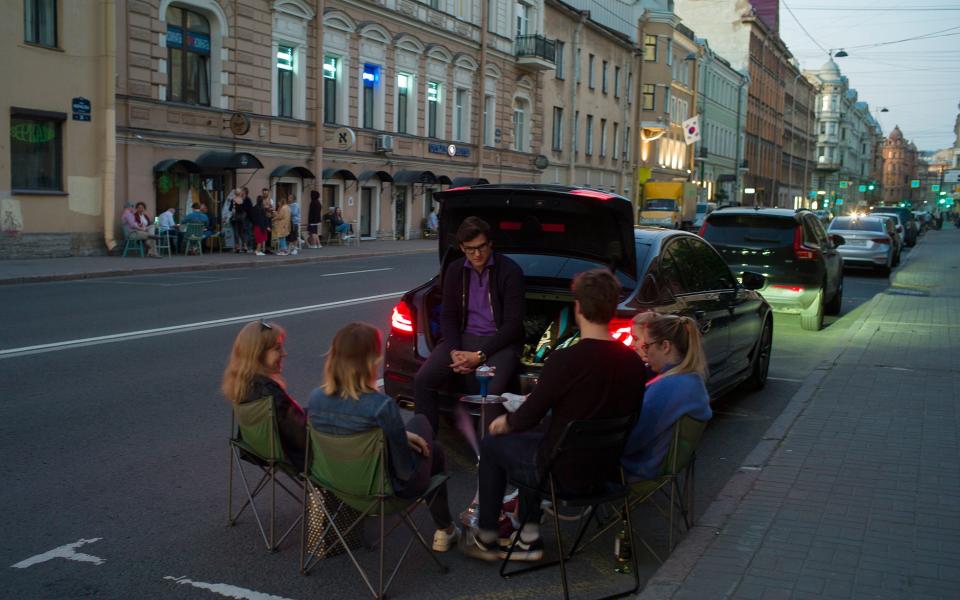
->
[694, 310, 711, 334]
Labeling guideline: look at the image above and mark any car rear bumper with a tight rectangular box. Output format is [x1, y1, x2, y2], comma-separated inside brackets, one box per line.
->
[759, 285, 820, 314]
[838, 245, 891, 266]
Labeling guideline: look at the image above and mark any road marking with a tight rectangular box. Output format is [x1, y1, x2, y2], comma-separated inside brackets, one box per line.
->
[11, 538, 105, 568]
[164, 576, 295, 600]
[319, 267, 392, 277]
[767, 376, 804, 383]
[0, 291, 404, 359]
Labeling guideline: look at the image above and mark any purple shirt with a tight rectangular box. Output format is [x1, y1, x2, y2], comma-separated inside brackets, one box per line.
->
[463, 256, 497, 336]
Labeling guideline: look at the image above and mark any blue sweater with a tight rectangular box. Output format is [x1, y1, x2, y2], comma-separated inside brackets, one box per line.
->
[621, 370, 712, 480]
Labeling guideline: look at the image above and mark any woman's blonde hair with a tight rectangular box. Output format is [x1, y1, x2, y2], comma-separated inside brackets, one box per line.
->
[321, 322, 382, 400]
[633, 312, 707, 378]
[221, 320, 286, 404]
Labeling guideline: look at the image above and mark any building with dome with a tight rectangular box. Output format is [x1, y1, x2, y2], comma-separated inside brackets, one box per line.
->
[881, 126, 919, 205]
[804, 58, 884, 211]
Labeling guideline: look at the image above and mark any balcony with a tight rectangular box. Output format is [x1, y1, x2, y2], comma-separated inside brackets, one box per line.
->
[514, 34, 556, 71]
[815, 157, 841, 172]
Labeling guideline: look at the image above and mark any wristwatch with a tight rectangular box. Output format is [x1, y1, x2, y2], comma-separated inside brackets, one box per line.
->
[476, 350, 487, 364]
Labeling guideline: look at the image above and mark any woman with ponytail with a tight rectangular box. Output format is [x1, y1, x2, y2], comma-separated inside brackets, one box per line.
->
[621, 312, 712, 480]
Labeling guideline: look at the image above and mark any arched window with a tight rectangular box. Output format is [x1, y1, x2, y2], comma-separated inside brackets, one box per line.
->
[166, 5, 211, 105]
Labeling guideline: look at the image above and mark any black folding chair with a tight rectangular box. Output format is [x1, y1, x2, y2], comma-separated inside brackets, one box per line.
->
[499, 414, 639, 600]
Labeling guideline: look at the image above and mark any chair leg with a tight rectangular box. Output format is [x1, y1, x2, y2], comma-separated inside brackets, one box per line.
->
[379, 502, 385, 600]
[227, 445, 235, 526]
[549, 480, 571, 600]
[270, 465, 277, 552]
[621, 496, 641, 595]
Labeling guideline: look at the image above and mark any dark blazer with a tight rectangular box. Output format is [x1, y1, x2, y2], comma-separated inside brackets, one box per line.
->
[439, 252, 525, 358]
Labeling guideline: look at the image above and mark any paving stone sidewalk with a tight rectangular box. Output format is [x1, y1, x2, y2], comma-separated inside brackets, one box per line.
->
[640, 228, 960, 600]
[0, 238, 435, 285]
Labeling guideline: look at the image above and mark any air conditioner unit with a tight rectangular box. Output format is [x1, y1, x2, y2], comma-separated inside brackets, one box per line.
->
[376, 134, 394, 152]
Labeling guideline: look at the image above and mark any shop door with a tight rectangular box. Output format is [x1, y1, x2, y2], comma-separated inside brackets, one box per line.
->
[395, 187, 407, 240]
[275, 182, 295, 205]
[361, 188, 373, 237]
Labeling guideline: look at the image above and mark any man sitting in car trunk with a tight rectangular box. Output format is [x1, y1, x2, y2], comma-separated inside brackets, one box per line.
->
[413, 216, 525, 434]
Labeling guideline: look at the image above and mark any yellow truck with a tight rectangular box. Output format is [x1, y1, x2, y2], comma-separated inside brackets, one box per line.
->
[639, 181, 698, 229]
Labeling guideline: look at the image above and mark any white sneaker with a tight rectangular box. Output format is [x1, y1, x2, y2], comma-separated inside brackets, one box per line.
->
[432, 525, 461, 552]
[290, 248, 299, 255]
[255, 251, 265, 256]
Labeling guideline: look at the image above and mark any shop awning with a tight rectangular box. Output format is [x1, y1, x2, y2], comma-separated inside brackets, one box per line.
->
[322, 168, 358, 181]
[393, 170, 437, 185]
[269, 164, 315, 179]
[450, 177, 490, 186]
[436, 175, 453, 185]
[195, 151, 263, 170]
[357, 170, 394, 183]
[153, 159, 200, 173]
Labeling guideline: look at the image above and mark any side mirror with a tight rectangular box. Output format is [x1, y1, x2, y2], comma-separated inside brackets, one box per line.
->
[830, 234, 846, 246]
[741, 271, 765, 291]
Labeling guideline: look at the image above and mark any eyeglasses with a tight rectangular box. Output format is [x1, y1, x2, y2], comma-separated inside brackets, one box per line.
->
[260, 319, 273, 330]
[638, 339, 662, 352]
[461, 241, 490, 255]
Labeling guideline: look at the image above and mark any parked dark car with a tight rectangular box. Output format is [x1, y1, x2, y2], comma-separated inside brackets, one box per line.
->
[699, 207, 844, 331]
[384, 185, 774, 414]
[870, 206, 917, 247]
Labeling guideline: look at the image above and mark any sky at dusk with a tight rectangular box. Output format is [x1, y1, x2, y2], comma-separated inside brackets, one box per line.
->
[777, 2, 960, 152]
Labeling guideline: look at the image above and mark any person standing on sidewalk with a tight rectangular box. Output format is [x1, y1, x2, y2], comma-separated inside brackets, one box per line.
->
[306, 190, 323, 249]
[251, 195, 271, 256]
[286, 194, 301, 255]
[621, 312, 712, 481]
[271, 197, 292, 256]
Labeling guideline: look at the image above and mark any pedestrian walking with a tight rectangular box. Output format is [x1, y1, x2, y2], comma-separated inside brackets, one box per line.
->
[251, 195, 271, 256]
[307, 190, 323, 249]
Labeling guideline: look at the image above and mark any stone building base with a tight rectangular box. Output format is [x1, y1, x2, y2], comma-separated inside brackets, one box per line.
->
[0, 233, 107, 259]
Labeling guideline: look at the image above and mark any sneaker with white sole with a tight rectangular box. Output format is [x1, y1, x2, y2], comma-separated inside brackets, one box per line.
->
[461, 531, 503, 562]
[503, 532, 544, 562]
[432, 526, 461, 552]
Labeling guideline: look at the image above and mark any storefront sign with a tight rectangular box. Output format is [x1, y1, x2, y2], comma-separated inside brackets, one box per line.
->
[334, 127, 355, 150]
[428, 143, 469, 157]
[72, 97, 91, 122]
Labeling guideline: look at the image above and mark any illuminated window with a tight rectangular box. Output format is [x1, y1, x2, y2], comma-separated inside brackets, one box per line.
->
[10, 110, 63, 191]
[277, 45, 294, 118]
[397, 73, 411, 134]
[427, 81, 441, 138]
[363, 64, 379, 129]
[323, 55, 338, 124]
[644, 35, 657, 62]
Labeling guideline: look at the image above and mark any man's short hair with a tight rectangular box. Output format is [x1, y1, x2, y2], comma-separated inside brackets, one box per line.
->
[191, 202, 201, 210]
[456, 216, 491, 244]
[572, 269, 621, 325]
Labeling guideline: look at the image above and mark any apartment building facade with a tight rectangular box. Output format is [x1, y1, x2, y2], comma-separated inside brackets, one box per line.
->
[881, 126, 919, 205]
[1, 0, 116, 257]
[779, 60, 816, 209]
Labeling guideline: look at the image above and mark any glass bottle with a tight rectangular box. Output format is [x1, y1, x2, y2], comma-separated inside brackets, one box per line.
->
[614, 514, 632, 574]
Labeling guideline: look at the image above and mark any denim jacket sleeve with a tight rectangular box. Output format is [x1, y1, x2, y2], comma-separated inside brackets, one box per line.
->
[374, 396, 416, 483]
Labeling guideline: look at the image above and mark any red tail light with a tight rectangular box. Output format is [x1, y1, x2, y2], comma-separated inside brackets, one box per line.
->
[391, 301, 414, 334]
[697, 222, 708, 237]
[609, 318, 634, 347]
[793, 226, 820, 261]
[570, 189, 616, 201]
[772, 285, 805, 293]
[871, 237, 891, 244]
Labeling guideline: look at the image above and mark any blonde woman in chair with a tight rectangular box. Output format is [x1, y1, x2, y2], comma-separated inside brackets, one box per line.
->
[621, 313, 712, 481]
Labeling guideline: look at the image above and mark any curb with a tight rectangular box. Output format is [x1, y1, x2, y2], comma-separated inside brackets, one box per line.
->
[636, 291, 884, 600]
[0, 247, 434, 286]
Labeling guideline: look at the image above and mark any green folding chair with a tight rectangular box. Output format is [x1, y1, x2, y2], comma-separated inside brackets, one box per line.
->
[584, 415, 708, 564]
[121, 230, 145, 257]
[184, 222, 205, 255]
[299, 425, 449, 599]
[227, 396, 303, 552]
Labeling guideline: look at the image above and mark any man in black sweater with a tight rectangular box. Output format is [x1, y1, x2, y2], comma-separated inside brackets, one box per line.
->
[413, 216, 525, 434]
[463, 269, 647, 562]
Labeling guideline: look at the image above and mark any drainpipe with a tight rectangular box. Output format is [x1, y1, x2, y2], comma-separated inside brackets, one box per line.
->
[617, 52, 632, 195]
[478, 0, 489, 181]
[631, 13, 649, 214]
[313, 0, 325, 197]
[568, 11, 587, 185]
[733, 72, 747, 206]
[102, 0, 117, 251]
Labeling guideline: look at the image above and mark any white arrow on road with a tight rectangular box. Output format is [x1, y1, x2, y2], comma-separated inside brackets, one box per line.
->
[10, 537, 105, 568]
[164, 576, 296, 600]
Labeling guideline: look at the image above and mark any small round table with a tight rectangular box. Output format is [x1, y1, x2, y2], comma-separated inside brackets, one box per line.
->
[458, 394, 506, 528]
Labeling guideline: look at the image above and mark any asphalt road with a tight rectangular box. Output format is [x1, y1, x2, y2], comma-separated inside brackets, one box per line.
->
[0, 249, 905, 599]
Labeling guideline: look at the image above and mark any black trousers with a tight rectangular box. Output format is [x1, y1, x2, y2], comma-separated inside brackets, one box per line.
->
[394, 414, 453, 529]
[413, 333, 520, 435]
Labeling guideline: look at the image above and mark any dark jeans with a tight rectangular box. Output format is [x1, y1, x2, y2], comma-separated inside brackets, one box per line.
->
[394, 414, 453, 530]
[478, 430, 544, 532]
[414, 334, 520, 434]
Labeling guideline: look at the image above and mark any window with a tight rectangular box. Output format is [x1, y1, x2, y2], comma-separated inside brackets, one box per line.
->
[602, 60, 608, 93]
[513, 102, 526, 151]
[276, 45, 294, 118]
[576, 49, 582, 83]
[612, 122, 619, 160]
[627, 72, 633, 104]
[516, 2, 528, 37]
[588, 54, 595, 89]
[555, 41, 565, 80]
[166, 6, 211, 106]
[642, 84, 655, 110]
[585, 115, 593, 156]
[483, 93, 494, 146]
[453, 88, 470, 142]
[552, 106, 563, 151]
[600, 119, 607, 157]
[666, 39, 673, 66]
[430, 0, 439, 8]
[644, 35, 657, 62]
[24, 0, 56, 46]
[397, 73, 412, 133]
[323, 55, 338, 124]
[614, 66, 621, 98]
[10, 110, 63, 192]
[362, 64, 378, 129]
[427, 81, 441, 138]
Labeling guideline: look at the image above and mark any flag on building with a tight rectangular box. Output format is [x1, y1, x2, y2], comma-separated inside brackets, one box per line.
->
[683, 115, 701, 145]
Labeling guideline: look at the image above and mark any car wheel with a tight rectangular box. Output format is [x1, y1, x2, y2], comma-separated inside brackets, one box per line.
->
[745, 318, 773, 390]
[825, 277, 843, 316]
[800, 289, 824, 331]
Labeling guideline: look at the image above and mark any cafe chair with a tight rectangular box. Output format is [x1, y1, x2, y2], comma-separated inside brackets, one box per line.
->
[154, 229, 174, 257]
[121, 231, 145, 257]
[299, 425, 449, 599]
[184, 222, 205, 255]
[227, 396, 304, 552]
[500, 414, 640, 600]
[584, 415, 707, 564]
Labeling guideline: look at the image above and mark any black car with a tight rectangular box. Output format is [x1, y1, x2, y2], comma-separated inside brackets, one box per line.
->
[384, 185, 774, 413]
[870, 206, 917, 247]
[699, 207, 844, 331]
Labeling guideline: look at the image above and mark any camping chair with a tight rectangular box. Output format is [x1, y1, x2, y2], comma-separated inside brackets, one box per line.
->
[584, 415, 708, 564]
[227, 396, 304, 552]
[299, 426, 449, 599]
[183, 222, 205, 255]
[499, 414, 640, 600]
[121, 230, 145, 257]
